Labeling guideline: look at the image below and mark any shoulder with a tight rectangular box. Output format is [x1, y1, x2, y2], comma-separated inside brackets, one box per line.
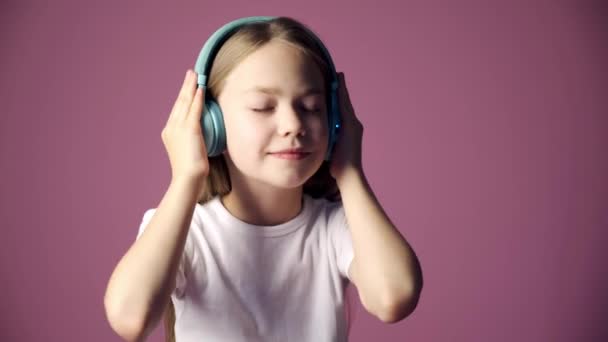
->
[305, 195, 346, 229]
[136, 200, 210, 245]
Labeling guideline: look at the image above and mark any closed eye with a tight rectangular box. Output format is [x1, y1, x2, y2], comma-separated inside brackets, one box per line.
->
[251, 106, 321, 113]
[252, 108, 273, 112]
[301, 104, 322, 113]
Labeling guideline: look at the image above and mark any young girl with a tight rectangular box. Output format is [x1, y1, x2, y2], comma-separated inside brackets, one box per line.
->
[104, 16, 422, 342]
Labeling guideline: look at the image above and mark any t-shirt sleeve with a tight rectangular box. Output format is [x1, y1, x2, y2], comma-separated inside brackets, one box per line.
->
[328, 203, 355, 281]
[136, 208, 192, 298]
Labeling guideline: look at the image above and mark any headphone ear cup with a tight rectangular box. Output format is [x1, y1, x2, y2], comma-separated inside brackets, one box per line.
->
[201, 98, 227, 157]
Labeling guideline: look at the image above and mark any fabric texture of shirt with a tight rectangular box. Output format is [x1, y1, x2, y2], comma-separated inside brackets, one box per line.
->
[136, 193, 355, 342]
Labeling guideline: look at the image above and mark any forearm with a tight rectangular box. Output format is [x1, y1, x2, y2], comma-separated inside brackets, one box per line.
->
[338, 167, 422, 319]
[104, 176, 203, 340]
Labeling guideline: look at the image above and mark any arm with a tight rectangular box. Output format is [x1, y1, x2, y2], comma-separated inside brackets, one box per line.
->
[104, 176, 203, 341]
[338, 167, 423, 324]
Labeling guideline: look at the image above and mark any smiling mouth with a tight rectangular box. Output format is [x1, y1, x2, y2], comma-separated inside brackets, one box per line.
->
[269, 152, 311, 160]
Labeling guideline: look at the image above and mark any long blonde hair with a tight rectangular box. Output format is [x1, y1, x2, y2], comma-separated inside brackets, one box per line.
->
[164, 16, 354, 341]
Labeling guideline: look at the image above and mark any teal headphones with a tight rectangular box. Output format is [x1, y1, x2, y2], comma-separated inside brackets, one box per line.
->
[193, 16, 342, 161]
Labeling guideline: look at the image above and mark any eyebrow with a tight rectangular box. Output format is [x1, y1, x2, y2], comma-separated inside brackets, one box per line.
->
[243, 86, 324, 96]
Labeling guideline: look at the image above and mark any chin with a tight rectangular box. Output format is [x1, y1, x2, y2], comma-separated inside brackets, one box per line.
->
[263, 173, 310, 189]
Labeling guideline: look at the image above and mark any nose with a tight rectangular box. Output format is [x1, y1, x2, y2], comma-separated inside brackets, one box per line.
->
[277, 105, 306, 137]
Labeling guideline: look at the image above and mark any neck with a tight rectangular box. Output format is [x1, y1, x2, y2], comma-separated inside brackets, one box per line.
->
[220, 182, 304, 226]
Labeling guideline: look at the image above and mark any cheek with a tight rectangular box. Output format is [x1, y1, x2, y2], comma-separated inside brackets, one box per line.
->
[308, 115, 329, 140]
[224, 112, 269, 150]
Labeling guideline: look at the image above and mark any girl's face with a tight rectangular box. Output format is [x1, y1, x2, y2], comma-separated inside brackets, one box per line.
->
[217, 39, 329, 190]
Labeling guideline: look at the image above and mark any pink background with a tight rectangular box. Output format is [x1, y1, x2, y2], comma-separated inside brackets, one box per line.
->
[1, 0, 607, 341]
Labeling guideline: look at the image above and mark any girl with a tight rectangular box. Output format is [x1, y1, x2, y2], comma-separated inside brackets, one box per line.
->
[104, 16, 422, 342]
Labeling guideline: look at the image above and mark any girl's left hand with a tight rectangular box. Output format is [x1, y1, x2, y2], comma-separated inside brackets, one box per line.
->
[329, 72, 364, 183]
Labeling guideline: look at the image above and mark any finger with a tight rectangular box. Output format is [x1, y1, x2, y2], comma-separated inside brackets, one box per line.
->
[170, 69, 196, 125]
[177, 70, 198, 124]
[187, 85, 205, 124]
[167, 69, 193, 126]
[337, 72, 352, 114]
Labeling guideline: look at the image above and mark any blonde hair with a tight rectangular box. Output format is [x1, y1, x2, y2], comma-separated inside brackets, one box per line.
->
[164, 16, 354, 341]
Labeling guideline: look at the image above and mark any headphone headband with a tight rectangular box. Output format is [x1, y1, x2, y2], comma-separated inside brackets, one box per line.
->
[194, 16, 338, 91]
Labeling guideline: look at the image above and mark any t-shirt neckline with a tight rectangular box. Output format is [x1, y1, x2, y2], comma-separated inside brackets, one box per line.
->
[209, 194, 312, 237]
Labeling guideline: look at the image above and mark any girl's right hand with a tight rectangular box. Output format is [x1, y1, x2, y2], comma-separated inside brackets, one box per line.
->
[161, 69, 209, 182]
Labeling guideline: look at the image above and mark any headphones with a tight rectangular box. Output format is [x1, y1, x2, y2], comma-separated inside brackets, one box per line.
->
[193, 16, 342, 161]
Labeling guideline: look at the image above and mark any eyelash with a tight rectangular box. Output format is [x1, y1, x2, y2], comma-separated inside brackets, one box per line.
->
[252, 107, 321, 113]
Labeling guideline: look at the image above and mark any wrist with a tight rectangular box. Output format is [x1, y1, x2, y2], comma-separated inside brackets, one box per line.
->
[336, 166, 365, 188]
[170, 175, 206, 196]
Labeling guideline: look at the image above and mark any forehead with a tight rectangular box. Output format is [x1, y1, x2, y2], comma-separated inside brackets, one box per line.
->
[224, 39, 326, 96]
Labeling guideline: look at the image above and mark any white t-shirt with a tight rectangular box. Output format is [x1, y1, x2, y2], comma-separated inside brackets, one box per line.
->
[136, 193, 355, 342]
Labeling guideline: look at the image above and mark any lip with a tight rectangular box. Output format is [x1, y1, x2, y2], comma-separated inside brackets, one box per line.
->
[271, 148, 309, 154]
[270, 152, 311, 160]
